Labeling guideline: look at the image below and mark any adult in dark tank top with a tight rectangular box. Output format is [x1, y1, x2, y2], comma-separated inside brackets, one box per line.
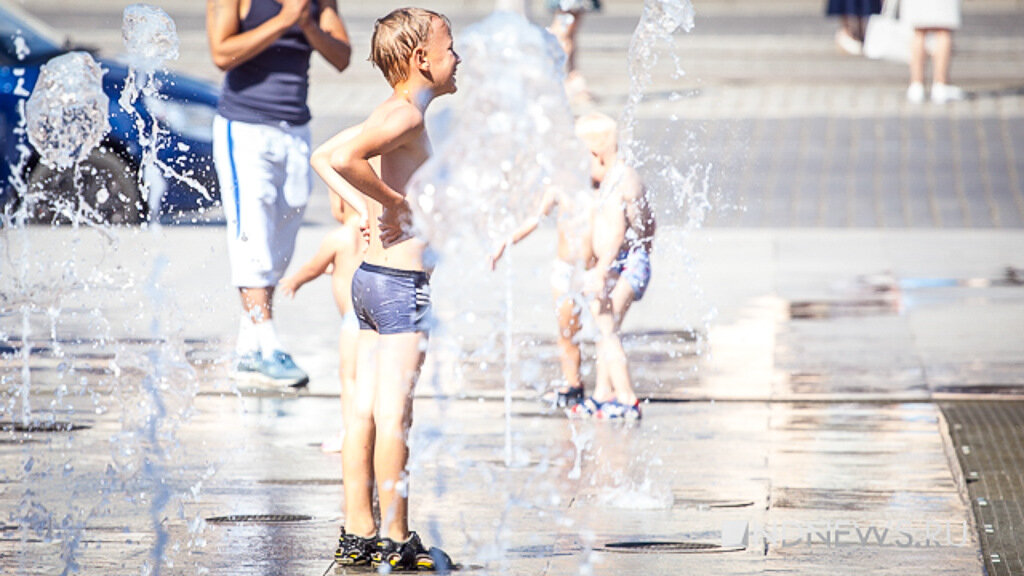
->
[207, 0, 351, 386]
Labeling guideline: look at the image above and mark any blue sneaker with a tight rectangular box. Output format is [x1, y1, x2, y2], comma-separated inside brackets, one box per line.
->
[228, 350, 262, 379]
[259, 350, 309, 388]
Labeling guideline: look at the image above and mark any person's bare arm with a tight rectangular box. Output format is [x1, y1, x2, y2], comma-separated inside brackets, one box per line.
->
[279, 233, 338, 298]
[490, 189, 558, 269]
[311, 124, 370, 227]
[206, 0, 308, 71]
[301, 0, 351, 72]
[331, 106, 423, 209]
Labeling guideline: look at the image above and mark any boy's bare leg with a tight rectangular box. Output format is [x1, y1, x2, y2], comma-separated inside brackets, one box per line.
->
[554, 294, 583, 391]
[324, 321, 360, 452]
[342, 330, 379, 538]
[373, 332, 426, 542]
[592, 279, 638, 405]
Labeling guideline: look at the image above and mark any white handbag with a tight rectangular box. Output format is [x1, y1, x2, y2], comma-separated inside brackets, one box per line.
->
[864, 0, 913, 63]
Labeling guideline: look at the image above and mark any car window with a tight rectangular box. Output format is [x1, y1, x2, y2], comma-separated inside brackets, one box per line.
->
[0, 4, 62, 66]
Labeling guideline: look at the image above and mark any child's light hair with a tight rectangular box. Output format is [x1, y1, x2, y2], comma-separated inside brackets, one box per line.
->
[371, 8, 451, 87]
[575, 112, 618, 154]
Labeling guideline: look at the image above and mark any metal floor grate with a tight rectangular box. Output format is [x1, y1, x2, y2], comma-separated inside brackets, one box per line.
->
[940, 401, 1024, 576]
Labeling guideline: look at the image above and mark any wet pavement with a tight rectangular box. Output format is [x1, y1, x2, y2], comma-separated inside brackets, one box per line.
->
[4, 0, 1024, 574]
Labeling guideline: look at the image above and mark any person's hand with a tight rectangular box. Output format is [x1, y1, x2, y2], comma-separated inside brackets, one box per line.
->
[278, 0, 311, 27]
[378, 201, 412, 248]
[279, 275, 300, 299]
[355, 212, 370, 245]
[489, 242, 507, 271]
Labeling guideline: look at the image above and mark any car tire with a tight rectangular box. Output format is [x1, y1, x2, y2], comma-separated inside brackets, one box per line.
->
[26, 147, 143, 226]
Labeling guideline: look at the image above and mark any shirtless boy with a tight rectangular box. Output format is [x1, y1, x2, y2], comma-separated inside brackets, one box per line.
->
[571, 112, 654, 420]
[317, 8, 458, 571]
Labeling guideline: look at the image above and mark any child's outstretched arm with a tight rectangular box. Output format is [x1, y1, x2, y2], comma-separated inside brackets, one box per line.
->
[279, 234, 339, 298]
[490, 188, 558, 270]
[311, 124, 371, 231]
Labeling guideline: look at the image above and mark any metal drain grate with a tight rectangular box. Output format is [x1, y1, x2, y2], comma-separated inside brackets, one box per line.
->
[940, 401, 1024, 576]
[0, 421, 90, 433]
[673, 498, 755, 510]
[206, 514, 313, 524]
[598, 541, 723, 554]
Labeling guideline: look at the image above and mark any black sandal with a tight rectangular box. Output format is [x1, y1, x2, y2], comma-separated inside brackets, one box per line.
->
[553, 386, 584, 408]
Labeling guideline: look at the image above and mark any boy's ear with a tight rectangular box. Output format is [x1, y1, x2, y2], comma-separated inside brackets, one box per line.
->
[413, 45, 430, 71]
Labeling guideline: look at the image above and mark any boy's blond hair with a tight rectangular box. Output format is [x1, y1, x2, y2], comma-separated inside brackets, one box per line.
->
[371, 8, 451, 87]
[575, 112, 618, 155]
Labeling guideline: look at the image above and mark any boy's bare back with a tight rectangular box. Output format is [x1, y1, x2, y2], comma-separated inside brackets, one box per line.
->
[357, 96, 431, 271]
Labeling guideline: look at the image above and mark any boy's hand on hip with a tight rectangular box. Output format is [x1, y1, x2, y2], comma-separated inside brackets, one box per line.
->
[379, 202, 413, 248]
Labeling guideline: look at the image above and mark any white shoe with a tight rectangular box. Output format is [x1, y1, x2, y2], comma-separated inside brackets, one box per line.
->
[835, 29, 863, 56]
[931, 83, 965, 104]
[906, 82, 925, 103]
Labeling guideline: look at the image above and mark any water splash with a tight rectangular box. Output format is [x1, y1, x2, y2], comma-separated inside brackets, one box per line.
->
[408, 11, 591, 250]
[25, 52, 110, 171]
[122, 4, 180, 71]
[1, 7, 202, 575]
[119, 4, 191, 220]
[621, 0, 694, 165]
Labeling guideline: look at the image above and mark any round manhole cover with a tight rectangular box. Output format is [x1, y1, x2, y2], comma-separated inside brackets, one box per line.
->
[1, 421, 90, 433]
[206, 514, 313, 524]
[599, 541, 723, 554]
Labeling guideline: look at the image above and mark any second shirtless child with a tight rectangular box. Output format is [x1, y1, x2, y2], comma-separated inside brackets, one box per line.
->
[318, 7, 459, 572]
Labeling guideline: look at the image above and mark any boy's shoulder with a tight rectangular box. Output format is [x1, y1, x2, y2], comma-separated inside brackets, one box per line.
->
[370, 95, 425, 133]
[617, 163, 644, 200]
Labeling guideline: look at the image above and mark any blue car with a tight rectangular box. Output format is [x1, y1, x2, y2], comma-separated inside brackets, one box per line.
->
[0, 2, 220, 225]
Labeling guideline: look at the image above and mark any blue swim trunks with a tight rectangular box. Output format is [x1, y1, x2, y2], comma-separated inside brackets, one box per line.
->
[610, 247, 651, 301]
[351, 262, 432, 334]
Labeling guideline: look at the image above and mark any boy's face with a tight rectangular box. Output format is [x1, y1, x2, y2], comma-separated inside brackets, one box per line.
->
[425, 18, 460, 95]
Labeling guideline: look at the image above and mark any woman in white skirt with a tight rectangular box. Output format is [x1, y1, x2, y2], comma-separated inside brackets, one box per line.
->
[902, 0, 965, 103]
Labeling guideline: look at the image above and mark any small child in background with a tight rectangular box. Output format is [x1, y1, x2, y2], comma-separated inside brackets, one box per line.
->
[571, 112, 654, 420]
[280, 126, 369, 451]
[490, 186, 595, 410]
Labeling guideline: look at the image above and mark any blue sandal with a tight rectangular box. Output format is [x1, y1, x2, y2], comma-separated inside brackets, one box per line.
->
[597, 399, 642, 420]
[567, 396, 602, 419]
